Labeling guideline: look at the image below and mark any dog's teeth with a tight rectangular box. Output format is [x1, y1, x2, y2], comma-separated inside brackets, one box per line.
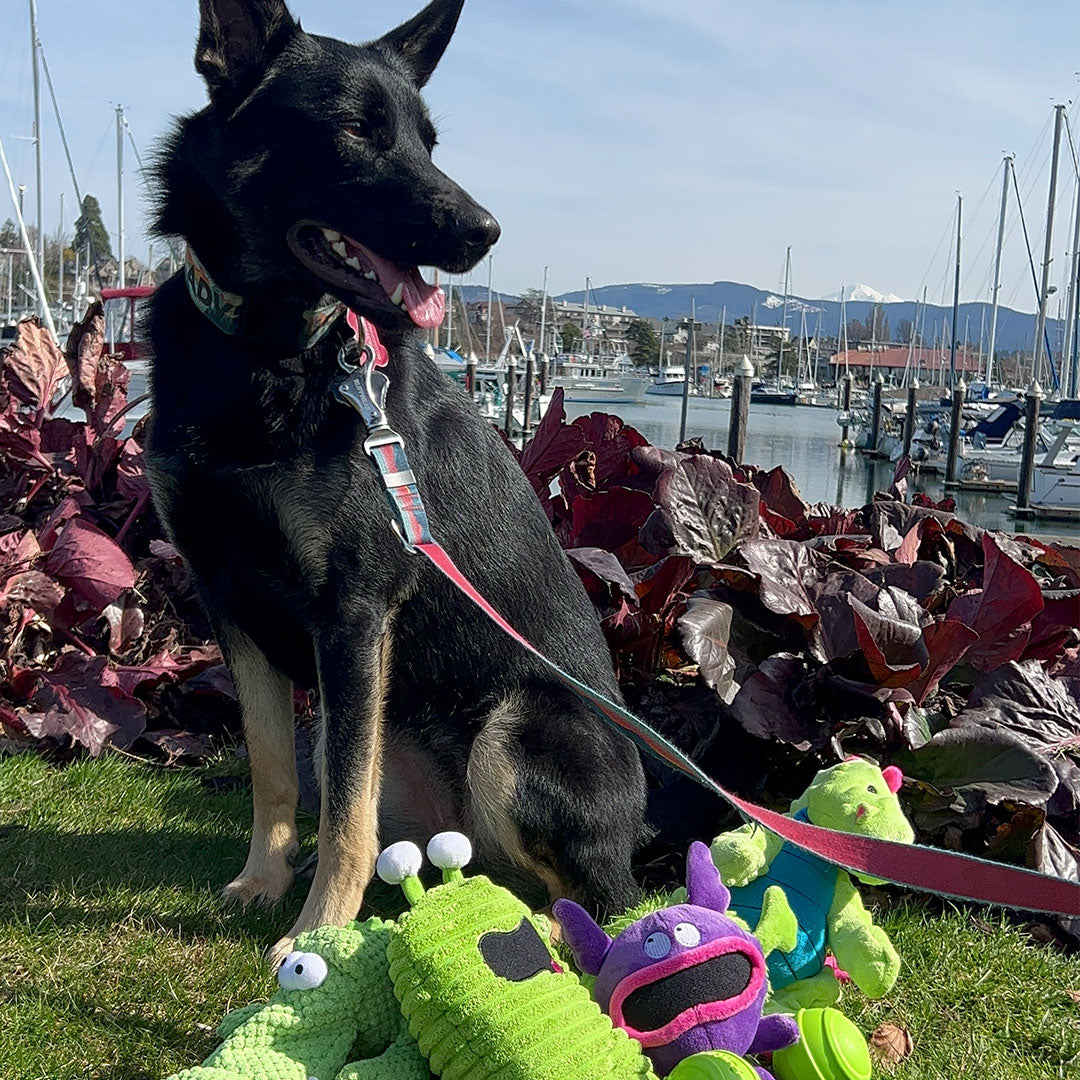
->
[389, 283, 404, 306]
[364, 271, 378, 281]
[346, 256, 362, 270]
[322, 229, 341, 243]
[332, 241, 348, 258]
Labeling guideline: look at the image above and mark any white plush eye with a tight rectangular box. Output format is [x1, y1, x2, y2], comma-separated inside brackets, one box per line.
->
[644, 932, 672, 959]
[674, 922, 702, 947]
[278, 951, 329, 991]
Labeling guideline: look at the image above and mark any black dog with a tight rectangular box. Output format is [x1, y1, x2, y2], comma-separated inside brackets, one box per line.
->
[146, 0, 646, 962]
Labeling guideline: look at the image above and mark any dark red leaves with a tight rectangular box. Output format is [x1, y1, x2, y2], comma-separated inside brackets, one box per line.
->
[46, 517, 135, 614]
[519, 388, 587, 494]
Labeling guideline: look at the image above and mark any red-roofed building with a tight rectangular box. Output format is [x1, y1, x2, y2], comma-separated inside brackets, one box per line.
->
[829, 346, 981, 379]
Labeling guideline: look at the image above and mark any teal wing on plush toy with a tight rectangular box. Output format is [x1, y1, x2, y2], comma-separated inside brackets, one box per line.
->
[164, 919, 430, 1080]
[712, 759, 915, 1012]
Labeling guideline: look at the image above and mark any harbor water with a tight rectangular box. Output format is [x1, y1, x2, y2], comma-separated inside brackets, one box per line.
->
[564, 397, 1080, 544]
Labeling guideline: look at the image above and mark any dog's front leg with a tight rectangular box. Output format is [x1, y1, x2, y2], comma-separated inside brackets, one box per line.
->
[219, 624, 299, 908]
[268, 612, 391, 967]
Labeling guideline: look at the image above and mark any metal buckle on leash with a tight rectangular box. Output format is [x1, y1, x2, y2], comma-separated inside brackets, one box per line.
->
[335, 342, 401, 453]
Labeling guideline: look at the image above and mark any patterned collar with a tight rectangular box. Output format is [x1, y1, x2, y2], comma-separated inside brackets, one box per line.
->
[184, 245, 346, 350]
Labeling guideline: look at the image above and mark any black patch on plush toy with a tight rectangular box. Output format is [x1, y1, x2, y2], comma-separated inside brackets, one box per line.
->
[479, 919, 556, 982]
[622, 953, 755, 1031]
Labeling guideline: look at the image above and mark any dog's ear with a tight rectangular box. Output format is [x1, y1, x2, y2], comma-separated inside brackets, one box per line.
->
[374, 0, 465, 88]
[196, 0, 298, 104]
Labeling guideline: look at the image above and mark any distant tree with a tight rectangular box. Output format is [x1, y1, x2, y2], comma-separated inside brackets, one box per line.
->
[560, 320, 582, 352]
[896, 318, 914, 345]
[73, 195, 113, 265]
[865, 304, 889, 343]
[846, 318, 866, 344]
[625, 318, 660, 366]
[0, 219, 18, 250]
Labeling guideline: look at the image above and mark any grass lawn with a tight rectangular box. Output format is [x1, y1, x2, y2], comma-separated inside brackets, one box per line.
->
[1, 753, 1078, 1080]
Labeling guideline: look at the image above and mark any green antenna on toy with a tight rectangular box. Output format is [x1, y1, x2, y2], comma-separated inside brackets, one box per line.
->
[377, 840, 427, 907]
[427, 831, 473, 884]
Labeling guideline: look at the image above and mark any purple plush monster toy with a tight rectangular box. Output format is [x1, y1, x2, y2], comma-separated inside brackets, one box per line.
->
[554, 843, 800, 1079]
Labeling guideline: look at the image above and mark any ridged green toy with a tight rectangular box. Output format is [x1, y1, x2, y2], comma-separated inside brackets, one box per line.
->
[378, 833, 656, 1080]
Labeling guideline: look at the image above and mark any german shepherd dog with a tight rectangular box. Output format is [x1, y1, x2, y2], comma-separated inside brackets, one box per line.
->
[146, 0, 646, 963]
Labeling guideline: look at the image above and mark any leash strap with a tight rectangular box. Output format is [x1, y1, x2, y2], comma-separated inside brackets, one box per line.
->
[337, 317, 1080, 920]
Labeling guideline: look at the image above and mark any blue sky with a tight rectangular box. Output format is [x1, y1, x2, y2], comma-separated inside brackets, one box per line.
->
[1, 0, 1078, 309]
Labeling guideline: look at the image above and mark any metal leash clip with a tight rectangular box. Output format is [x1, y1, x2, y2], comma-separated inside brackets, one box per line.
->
[335, 342, 403, 456]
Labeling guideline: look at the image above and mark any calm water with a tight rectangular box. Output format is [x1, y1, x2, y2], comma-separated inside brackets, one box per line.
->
[564, 397, 1080, 543]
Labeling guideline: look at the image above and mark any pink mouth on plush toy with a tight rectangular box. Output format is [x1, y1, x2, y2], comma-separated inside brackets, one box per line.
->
[608, 937, 766, 1048]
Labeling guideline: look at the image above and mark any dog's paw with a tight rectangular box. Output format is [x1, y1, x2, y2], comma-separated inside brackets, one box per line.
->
[265, 934, 296, 971]
[222, 862, 295, 908]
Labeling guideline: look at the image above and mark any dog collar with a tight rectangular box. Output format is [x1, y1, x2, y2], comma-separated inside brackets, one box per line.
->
[184, 245, 346, 350]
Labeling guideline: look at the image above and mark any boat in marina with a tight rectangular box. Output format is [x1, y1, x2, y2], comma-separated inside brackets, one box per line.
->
[648, 366, 696, 397]
[751, 382, 799, 406]
[1028, 424, 1080, 519]
[554, 355, 649, 405]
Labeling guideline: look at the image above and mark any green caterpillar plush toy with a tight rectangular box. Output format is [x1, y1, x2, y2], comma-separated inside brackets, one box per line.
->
[378, 833, 767, 1080]
[165, 919, 431, 1080]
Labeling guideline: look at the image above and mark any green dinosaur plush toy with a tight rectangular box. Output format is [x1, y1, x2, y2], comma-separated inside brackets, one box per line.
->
[710, 758, 915, 1014]
[165, 919, 431, 1080]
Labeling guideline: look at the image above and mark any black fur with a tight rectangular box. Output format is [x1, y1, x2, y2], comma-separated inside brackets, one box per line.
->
[147, 0, 646, 933]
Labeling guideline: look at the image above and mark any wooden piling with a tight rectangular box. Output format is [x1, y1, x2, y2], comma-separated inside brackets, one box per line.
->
[902, 379, 919, 459]
[945, 377, 966, 484]
[466, 356, 477, 397]
[538, 352, 549, 396]
[504, 359, 517, 438]
[840, 374, 853, 446]
[728, 355, 754, 462]
[869, 374, 884, 455]
[523, 355, 536, 435]
[1014, 381, 1043, 516]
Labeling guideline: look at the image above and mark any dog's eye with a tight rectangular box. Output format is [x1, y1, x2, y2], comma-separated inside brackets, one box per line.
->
[278, 951, 329, 991]
[343, 123, 372, 142]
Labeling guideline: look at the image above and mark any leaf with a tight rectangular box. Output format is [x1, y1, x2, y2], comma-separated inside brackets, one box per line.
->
[849, 589, 929, 688]
[518, 388, 588, 494]
[736, 538, 821, 632]
[679, 593, 736, 701]
[1, 317, 67, 415]
[22, 652, 146, 756]
[896, 725, 1058, 808]
[730, 653, 823, 751]
[654, 455, 760, 566]
[906, 619, 979, 705]
[947, 534, 1045, 671]
[104, 598, 145, 654]
[566, 547, 637, 608]
[45, 517, 136, 613]
[569, 488, 657, 567]
[113, 646, 223, 697]
[869, 1024, 913, 1072]
[752, 465, 808, 523]
[0, 571, 64, 615]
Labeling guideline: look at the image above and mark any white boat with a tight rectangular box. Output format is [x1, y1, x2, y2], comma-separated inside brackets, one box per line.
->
[554, 354, 649, 405]
[648, 366, 697, 397]
[1030, 424, 1080, 518]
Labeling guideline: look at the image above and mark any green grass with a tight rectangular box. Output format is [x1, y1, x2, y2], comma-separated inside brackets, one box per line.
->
[1, 754, 1078, 1080]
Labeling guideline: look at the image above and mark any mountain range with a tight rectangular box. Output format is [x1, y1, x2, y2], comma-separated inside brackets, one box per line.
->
[457, 280, 1063, 358]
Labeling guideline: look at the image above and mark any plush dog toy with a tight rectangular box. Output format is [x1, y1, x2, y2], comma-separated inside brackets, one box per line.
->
[164, 919, 431, 1080]
[710, 759, 915, 1013]
[555, 842, 800, 1079]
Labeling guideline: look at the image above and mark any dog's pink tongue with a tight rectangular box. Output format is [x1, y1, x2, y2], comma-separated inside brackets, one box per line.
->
[365, 249, 445, 329]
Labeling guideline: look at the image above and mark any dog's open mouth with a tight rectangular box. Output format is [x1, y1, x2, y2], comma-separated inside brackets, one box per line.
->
[287, 222, 446, 329]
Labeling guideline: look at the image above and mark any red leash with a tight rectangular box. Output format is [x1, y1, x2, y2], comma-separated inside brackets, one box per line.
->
[338, 317, 1080, 920]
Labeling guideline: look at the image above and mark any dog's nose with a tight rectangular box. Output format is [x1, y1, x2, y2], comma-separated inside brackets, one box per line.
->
[461, 212, 501, 258]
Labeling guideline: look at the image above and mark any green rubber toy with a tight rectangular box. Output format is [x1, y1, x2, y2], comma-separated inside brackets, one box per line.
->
[771, 1009, 872, 1080]
[668, 1050, 764, 1080]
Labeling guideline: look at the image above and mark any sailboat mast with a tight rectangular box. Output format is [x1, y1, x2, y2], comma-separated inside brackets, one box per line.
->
[116, 105, 126, 289]
[986, 155, 1012, 387]
[718, 305, 727, 378]
[1032, 104, 1066, 387]
[777, 246, 790, 384]
[949, 193, 962, 389]
[582, 277, 591, 357]
[1062, 151, 1080, 398]
[538, 265, 549, 358]
[485, 252, 493, 361]
[30, 0, 45, 312]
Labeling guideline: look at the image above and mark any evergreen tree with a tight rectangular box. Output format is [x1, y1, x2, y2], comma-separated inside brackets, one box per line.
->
[73, 195, 113, 264]
[561, 321, 582, 352]
[625, 318, 660, 366]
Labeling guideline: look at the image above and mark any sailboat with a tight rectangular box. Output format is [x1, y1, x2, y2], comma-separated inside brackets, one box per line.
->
[751, 247, 798, 406]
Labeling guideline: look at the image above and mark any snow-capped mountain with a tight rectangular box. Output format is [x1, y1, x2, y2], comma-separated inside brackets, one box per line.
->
[821, 284, 905, 305]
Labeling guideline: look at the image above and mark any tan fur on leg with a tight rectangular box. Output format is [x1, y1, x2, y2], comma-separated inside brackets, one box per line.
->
[467, 695, 567, 903]
[220, 628, 299, 909]
[269, 621, 391, 964]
